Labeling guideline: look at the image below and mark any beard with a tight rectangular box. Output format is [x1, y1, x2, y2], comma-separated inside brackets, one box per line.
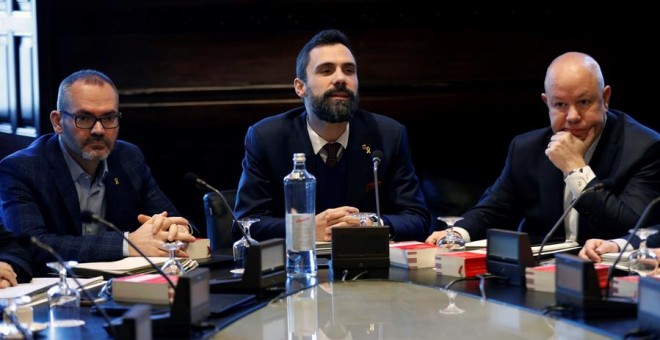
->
[305, 85, 359, 123]
[61, 132, 113, 161]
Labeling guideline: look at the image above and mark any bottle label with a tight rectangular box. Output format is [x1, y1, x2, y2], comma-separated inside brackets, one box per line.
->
[286, 213, 315, 251]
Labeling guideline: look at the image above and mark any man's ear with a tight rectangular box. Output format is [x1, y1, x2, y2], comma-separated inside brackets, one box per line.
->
[294, 78, 306, 98]
[50, 110, 63, 134]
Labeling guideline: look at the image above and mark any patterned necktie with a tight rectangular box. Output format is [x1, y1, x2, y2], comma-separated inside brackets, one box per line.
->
[324, 143, 339, 167]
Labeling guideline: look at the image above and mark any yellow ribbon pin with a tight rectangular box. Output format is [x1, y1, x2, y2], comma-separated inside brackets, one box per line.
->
[114, 178, 120, 186]
[362, 144, 371, 154]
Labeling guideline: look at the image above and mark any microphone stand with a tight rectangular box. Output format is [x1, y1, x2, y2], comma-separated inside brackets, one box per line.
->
[28, 236, 116, 338]
[536, 181, 607, 266]
[372, 151, 383, 227]
[80, 211, 177, 290]
[185, 172, 255, 245]
[604, 195, 660, 298]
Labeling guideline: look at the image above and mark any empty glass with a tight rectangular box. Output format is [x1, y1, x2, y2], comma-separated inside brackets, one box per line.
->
[47, 261, 85, 327]
[161, 241, 186, 276]
[439, 289, 464, 315]
[627, 228, 659, 276]
[232, 217, 259, 275]
[350, 212, 377, 227]
[437, 216, 466, 251]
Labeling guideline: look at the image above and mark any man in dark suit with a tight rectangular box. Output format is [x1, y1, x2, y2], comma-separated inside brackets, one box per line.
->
[0, 70, 195, 274]
[234, 29, 431, 242]
[426, 52, 660, 248]
[0, 223, 32, 287]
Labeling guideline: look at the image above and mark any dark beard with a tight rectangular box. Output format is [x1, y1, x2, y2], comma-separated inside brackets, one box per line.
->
[306, 85, 359, 123]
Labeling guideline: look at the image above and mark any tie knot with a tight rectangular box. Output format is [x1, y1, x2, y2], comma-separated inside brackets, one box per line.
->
[323, 143, 340, 167]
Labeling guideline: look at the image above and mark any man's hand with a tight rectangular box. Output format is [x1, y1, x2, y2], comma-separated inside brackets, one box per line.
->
[578, 238, 619, 262]
[137, 211, 196, 242]
[315, 206, 360, 241]
[545, 131, 588, 174]
[0, 261, 18, 288]
[425, 230, 448, 246]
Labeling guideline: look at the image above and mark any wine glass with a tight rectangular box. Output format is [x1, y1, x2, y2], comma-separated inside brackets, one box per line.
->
[0, 295, 32, 338]
[161, 241, 186, 276]
[47, 261, 85, 327]
[627, 228, 659, 276]
[232, 217, 260, 275]
[439, 289, 464, 315]
[350, 212, 376, 227]
[437, 216, 466, 251]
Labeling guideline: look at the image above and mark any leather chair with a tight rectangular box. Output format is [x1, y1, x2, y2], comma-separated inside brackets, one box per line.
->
[203, 190, 237, 250]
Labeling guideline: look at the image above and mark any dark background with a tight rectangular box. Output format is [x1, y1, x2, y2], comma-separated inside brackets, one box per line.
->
[7, 1, 656, 234]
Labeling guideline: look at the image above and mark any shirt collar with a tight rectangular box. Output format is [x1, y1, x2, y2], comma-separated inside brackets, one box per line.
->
[306, 115, 350, 155]
[58, 135, 109, 183]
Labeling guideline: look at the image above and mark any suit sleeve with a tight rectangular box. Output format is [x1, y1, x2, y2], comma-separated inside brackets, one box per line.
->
[0, 226, 32, 283]
[234, 125, 286, 241]
[380, 126, 432, 241]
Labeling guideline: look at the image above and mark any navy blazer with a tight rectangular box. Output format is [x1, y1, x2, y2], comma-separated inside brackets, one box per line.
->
[0, 134, 179, 271]
[458, 110, 660, 246]
[234, 107, 431, 242]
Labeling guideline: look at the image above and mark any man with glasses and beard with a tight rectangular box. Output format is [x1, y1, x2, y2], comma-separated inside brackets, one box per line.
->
[233, 29, 430, 242]
[0, 69, 195, 275]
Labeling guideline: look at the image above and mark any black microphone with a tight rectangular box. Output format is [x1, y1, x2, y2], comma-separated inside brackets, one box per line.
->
[80, 211, 177, 290]
[536, 179, 611, 265]
[371, 150, 384, 227]
[184, 172, 254, 245]
[604, 195, 660, 298]
[19, 234, 116, 338]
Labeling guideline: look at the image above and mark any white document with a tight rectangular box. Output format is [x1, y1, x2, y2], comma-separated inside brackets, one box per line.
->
[74, 257, 170, 276]
[465, 239, 581, 255]
[0, 276, 104, 300]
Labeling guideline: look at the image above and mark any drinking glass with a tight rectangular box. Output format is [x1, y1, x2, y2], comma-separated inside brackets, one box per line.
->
[627, 228, 659, 276]
[0, 295, 32, 338]
[232, 217, 259, 275]
[350, 212, 377, 227]
[437, 216, 466, 251]
[438, 289, 464, 315]
[161, 241, 186, 276]
[47, 261, 85, 327]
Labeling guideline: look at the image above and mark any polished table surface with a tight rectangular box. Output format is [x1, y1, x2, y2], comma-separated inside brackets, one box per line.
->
[22, 261, 641, 339]
[215, 279, 612, 339]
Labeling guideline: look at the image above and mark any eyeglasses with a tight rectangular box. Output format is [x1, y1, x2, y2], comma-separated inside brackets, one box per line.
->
[60, 110, 121, 129]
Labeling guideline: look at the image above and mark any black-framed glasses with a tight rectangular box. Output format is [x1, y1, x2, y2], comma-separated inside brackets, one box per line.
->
[60, 110, 121, 129]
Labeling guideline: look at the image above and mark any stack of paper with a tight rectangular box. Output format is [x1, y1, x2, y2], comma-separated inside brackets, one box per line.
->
[0, 276, 104, 304]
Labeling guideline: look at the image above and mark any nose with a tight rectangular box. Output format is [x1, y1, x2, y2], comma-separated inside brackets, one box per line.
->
[331, 68, 347, 86]
[90, 120, 105, 134]
[566, 105, 581, 123]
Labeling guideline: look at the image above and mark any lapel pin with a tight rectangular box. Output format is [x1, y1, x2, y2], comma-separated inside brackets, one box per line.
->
[362, 144, 371, 154]
[114, 178, 120, 186]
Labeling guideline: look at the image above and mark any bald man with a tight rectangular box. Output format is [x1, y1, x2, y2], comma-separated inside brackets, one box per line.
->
[426, 51, 660, 247]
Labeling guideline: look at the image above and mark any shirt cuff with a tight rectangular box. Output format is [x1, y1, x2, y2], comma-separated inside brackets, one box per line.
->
[564, 165, 597, 197]
[452, 227, 471, 243]
[122, 232, 129, 256]
[611, 238, 633, 252]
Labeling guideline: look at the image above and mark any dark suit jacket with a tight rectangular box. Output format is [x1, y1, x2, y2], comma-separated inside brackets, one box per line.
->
[0, 134, 179, 272]
[458, 110, 660, 246]
[234, 107, 431, 242]
[0, 224, 32, 283]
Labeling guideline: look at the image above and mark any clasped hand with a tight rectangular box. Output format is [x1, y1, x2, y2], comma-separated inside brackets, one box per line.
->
[128, 211, 196, 257]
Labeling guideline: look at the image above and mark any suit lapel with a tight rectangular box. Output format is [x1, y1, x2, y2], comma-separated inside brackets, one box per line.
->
[45, 135, 82, 233]
[346, 111, 383, 205]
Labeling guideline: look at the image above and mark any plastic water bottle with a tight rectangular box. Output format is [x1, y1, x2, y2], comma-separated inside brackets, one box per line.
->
[284, 153, 317, 278]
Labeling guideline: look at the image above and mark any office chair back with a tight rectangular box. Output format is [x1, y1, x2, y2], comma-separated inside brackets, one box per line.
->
[203, 190, 237, 250]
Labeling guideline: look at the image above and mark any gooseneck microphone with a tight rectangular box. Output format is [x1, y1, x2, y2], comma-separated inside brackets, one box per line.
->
[371, 150, 384, 227]
[184, 172, 254, 245]
[20, 235, 116, 338]
[536, 180, 611, 265]
[80, 211, 177, 290]
[604, 195, 660, 297]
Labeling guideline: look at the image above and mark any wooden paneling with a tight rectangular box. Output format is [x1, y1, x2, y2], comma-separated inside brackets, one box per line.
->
[24, 1, 660, 234]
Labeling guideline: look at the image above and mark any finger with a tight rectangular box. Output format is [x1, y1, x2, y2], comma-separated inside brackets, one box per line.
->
[176, 250, 189, 258]
[151, 212, 168, 235]
[168, 223, 178, 241]
[0, 279, 10, 289]
[137, 214, 152, 224]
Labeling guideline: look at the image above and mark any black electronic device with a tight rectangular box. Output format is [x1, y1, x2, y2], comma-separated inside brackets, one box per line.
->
[555, 253, 636, 319]
[118, 304, 151, 340]
[209, 238, 286, 295]
[486, 229, 535, 286]
[636, 276, 660, 335]
[330, 226, 390, 280]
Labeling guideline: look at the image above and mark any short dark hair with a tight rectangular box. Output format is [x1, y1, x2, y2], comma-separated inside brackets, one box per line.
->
[295, 29, 355, 82]
[57, 69, 118, 111]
